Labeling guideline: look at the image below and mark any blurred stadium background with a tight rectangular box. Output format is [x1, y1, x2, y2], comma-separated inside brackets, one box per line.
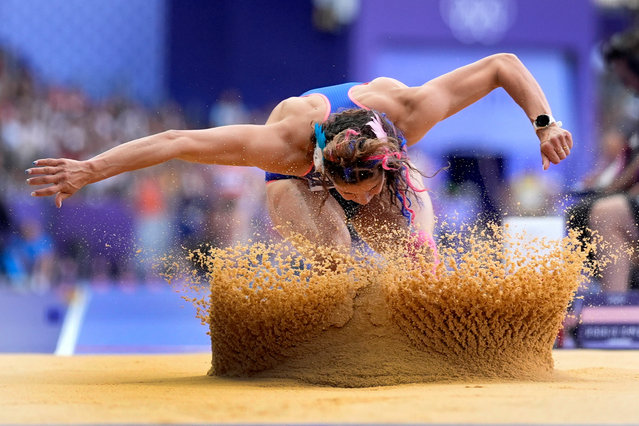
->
[0, 0, 638, 353]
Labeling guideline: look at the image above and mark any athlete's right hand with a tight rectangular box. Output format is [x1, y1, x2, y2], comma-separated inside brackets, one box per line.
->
[26, 158, 92, 208]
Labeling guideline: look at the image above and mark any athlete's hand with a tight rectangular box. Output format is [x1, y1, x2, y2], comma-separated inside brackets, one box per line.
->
[538, 124, 573, 170]
[26, 158, 93, 208]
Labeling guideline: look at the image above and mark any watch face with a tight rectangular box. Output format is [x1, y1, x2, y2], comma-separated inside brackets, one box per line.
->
[535, 114, 551, 127]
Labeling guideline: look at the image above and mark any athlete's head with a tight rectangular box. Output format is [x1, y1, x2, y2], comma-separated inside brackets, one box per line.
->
[311, 108, 425, 222]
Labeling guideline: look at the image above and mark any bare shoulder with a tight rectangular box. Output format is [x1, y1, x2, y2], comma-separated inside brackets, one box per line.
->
[366, 77, 409, 90]
[267, 95, 326, 126]
[353, 77, 409, 108]
[262, 95, 327, 174]
[353, 77, 427, 141]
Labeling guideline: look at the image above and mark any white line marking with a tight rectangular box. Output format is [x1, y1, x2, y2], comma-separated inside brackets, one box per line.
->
[55, 286, 91, 356]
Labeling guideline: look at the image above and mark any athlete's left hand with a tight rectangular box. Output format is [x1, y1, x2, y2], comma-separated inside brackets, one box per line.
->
[538, 124, 573, 170]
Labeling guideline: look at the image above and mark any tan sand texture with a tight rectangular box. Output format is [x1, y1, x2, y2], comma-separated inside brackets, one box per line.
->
[1, 351, 638, 424]
[5, 227, 636, 423]
[192, 226, 589, 386]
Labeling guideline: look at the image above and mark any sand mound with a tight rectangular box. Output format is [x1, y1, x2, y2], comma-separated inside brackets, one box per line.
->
[178, 225, 589, 388]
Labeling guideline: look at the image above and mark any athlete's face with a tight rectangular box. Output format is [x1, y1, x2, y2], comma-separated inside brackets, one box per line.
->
[333, 172, 385, 205]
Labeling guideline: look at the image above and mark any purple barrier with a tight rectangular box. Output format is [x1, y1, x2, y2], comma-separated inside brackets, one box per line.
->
[577, 291, 639, 349]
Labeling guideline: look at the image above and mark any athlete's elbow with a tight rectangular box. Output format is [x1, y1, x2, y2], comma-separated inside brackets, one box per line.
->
[493, 53, 524, 86]
[164, 129, 183, 144]
[490, 52, 521, 67]
[164, 129, 192, 160]
[496, 52, 520, 61]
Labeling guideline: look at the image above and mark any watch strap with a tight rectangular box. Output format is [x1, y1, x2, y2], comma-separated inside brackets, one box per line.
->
[532, 114, 560, 130]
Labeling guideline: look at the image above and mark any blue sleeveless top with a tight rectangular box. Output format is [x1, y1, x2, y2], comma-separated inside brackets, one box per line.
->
[265, 82, 367, 186]
[301, 82, 365, 113]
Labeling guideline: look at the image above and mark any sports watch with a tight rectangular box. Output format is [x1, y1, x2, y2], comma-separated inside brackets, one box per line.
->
[532, 114, 561, 130]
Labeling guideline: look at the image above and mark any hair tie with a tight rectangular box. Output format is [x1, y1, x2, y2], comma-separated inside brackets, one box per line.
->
[364, 149, 402, 170]
[367, 112, 388, 140]
[344, 129, 360, 141]
[399, 135, 408, 150]
[313, 123, 327, 173]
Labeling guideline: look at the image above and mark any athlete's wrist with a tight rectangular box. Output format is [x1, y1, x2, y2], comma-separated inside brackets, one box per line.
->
[85, 158, 107, 183]
[535, 122, 561, 139]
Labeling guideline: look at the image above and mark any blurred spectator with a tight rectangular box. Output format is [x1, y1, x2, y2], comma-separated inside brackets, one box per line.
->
[2, 218, 55, 292]
[0, 195, 11, 286]
[133, 171, 170, 281]
[507, 171, 560, 217]
[209, 89, 249, 127]
[568, 28, 639, 292]
[209, 165, 269, 246]
[0, 45, 269, 289]
[581, 129, 629, 191]
[443, 154, 505, 228]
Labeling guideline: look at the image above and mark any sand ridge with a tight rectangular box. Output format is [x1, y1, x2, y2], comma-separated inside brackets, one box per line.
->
[180, 225, 589, 387]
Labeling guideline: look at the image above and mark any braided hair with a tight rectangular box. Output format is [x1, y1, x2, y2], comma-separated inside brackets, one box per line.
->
[311, 109, 427, 223]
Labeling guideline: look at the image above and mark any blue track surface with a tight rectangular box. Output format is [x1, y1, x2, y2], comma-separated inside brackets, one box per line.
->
[1, 283, 210, 354]
[0, 288, 66, 353]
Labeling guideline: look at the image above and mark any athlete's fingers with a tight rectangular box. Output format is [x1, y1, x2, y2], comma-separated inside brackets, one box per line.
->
[538, 127, 573, 170]
[555, 146, 568, 160]
[541, 144, 561, 165]
[32, 158, 64, 167]
[55, 192, 72, 209]
[30, 185, 61, 197]
[563, 130, 574, 150]
[26, 175, 62, 186]
[25, 166, 62, 176]
[555, 133, 572, 159]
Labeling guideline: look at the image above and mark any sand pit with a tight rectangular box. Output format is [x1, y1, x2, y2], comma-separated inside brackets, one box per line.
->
[1, 351, 638, 424]
[187, 226, 588, 386]
[3, 227, 638, 423]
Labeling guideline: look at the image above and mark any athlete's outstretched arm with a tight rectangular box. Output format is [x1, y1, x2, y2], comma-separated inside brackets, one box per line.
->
[397, 53, 572, 170]
[26, 122, 296, 208]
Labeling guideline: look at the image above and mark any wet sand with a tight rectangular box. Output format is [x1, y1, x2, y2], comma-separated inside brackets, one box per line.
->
[1, 350, 638, 424]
